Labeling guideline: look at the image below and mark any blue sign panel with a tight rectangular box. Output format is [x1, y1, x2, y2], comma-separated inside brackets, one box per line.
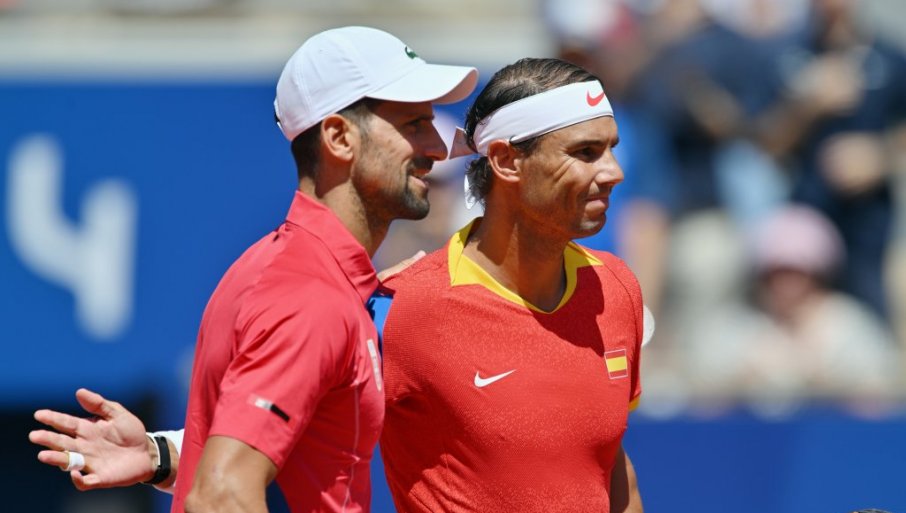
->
[1, 81, 296, 418]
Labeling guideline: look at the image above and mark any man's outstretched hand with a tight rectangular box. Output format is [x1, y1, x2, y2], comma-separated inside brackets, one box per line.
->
[29, 388, 154, 490]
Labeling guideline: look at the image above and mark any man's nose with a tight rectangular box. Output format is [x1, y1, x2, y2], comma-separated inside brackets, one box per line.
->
[424, 126, 448, 161]
[596, 152, 624, 185]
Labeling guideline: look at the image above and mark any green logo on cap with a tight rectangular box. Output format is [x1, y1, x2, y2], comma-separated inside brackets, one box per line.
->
[405, 46, 418, 59]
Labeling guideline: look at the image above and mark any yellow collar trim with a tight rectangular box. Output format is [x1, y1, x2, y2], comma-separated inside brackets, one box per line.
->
[447, 219, 603, 314]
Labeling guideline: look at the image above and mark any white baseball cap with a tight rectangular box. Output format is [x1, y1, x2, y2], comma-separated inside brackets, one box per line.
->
[274, 26, 479, 141]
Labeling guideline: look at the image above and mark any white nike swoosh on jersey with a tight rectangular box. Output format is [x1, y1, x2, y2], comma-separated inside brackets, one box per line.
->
[474, 369, 516, 388]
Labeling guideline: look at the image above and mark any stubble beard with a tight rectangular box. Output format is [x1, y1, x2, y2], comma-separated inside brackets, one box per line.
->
[364, 166, 431, 224]
[397, 178, 430, 220]
[575, 201, 608, 237]
[354, 146, 432, 223]
[577, 215, 607, 238]
[395, 159, 431, 221]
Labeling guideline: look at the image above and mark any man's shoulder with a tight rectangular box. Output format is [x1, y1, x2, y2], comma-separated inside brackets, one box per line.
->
[573, 244, 641, 296]
[381, 247, 448, 292]
[573, 244, 632, 274]
[220, 232, 357, 322]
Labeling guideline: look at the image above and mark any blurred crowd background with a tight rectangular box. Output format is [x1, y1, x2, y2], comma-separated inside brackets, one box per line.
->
[381, 0, 906, 417]
[2, 0, 906, 512]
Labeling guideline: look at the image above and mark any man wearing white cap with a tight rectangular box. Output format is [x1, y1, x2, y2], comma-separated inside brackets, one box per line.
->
[31, 25, 476, 513]
[177, 26, 474, 513]
[174, 26, 474, 513]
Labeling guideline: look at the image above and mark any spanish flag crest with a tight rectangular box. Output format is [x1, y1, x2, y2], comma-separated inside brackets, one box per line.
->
[604, 349, 628, 380]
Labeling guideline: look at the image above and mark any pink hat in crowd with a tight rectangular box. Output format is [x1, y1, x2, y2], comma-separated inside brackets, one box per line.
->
[752, 205, 845, 277]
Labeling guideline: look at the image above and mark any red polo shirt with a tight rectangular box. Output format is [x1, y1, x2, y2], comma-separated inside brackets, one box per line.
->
[172, 191, 384, 513]
[380, 221, 642, 512]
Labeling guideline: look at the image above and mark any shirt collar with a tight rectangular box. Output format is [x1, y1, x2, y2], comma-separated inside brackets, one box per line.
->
[447, 218, 602, 313]
[285, 191, 378, 304]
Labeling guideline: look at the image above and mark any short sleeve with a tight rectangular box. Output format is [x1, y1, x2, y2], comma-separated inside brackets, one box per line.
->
[600, 253, 644, 410]
[208, 291, 353, 470]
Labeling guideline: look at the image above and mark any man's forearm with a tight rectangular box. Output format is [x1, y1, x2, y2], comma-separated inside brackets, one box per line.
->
[185, 435, 276, 513]
[185, 482, 269, 513]
[610, 446, 643, 513]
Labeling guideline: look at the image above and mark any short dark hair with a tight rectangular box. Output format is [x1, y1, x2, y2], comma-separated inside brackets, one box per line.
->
[287, 98, 378, 180]
[463, 58, 599, 205]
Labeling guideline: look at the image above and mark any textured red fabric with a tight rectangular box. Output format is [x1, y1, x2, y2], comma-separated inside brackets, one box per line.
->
[380, 232, 642, 513]
[173, 192, 383, 513]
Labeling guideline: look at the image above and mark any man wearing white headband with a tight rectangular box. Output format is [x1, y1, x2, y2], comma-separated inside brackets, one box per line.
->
[31, 57, 644, 512]
[379, 58, 643, 512]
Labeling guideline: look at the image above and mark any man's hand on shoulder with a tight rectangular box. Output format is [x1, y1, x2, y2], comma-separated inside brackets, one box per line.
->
[377, 250, 426, 282]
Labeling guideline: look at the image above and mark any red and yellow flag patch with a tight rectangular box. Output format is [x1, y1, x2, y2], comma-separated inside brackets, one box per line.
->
[604, 349, 628, 379]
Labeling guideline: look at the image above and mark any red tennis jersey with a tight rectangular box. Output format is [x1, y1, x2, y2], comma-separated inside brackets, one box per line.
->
[380, 221, 643, 513]
[172, 192, 384, 513]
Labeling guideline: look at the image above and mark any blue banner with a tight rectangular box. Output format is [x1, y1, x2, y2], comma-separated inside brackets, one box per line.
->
[1, 81, 295, 413]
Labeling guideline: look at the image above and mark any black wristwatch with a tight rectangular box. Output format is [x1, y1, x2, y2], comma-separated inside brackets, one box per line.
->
[142, 435, 172, 485]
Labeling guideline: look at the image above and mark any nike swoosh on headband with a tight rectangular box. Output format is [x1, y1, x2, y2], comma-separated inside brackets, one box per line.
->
[449, 81, 614, 158]
[586, 90, 606, 107]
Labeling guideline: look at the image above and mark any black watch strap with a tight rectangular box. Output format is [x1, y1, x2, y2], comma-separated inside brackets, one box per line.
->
[142, 435, 171, 485]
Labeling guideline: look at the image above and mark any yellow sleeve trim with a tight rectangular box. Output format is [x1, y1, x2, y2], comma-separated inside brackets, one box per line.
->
[629, 396, 641, 412]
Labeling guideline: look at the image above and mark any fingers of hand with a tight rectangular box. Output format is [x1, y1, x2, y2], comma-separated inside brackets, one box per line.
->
[63, 451, 86, 472]
[33, 409, 82, 436]
[37, 449, 88, 473]
[75, 388, 119, 420]
[37, 449, 71, 469]
[29, 429, 78, 452]
[71, 470, 102, 491]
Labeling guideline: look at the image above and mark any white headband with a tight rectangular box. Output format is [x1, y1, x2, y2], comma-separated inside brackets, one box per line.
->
[450, 80, 613, 158]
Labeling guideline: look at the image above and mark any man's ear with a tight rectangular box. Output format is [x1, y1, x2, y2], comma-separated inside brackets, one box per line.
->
[486, 140, 521, 185]
[320, 114, 359, 163]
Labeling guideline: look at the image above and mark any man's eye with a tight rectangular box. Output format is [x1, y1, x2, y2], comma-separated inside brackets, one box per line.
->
[574, 147, 598, 160]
